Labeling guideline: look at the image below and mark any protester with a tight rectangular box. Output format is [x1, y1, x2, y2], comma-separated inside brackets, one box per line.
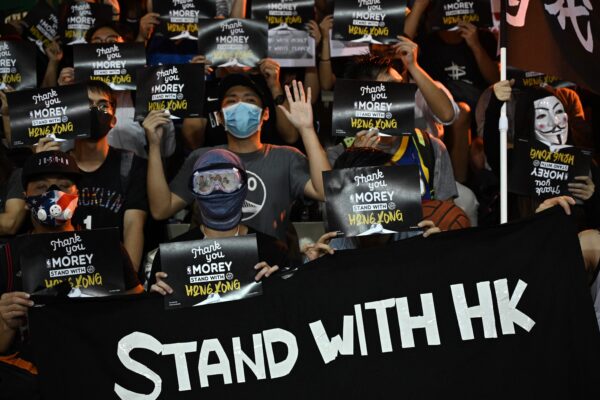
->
[484, 80, 600, 228]
[36, 81, 149, 272]
[148, 148, 288, 295]
[0, 150, 142, 399]
[144, 76, 331, 247]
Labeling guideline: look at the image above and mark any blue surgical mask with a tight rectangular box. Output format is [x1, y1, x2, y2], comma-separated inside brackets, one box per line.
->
[222, 102, 263, 139]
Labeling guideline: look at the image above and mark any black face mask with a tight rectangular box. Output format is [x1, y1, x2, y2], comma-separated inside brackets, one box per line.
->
[89, 107, 113, 140]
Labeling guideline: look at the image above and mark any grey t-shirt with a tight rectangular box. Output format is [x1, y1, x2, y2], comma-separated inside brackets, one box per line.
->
[170, 144, 310, 241]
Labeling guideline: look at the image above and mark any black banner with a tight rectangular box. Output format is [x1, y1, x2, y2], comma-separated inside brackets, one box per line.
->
[197, 19, 268, 68]
[159, 235, 261, 309]
[428, 0, 493, 30]
[505, 0, 600, 94]
[73, 43, 146, 90]
[507, 66, 572, 89]
[135, 64, 205, 120]
[332, 79, 416, 136]
[252, 0, 316, 67]
[332, 0, 406, 44]
[28, 210, 600, 398]
[509, 138, 592, 199]
[19, 228, 125, 298]
[60, 1, 113, 45]
[0, 41, 37, 91]
[22, 0, 60, 53]
[323, 165, 422, 236]
[7, 84, 91, 147]
[251, 0, 314, 28]
[154, 0, 217, 41]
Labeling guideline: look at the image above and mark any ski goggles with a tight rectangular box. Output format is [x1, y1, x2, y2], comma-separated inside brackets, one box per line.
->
[190, 165, 245, 196]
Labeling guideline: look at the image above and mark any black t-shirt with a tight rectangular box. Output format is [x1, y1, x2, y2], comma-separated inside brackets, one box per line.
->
[71, 147, 148, 236]
[418, 30, 498, 91]
[148, 226, 290, 286]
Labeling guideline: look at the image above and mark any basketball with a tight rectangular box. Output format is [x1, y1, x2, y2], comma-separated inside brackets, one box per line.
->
[422, 200, 471, 231]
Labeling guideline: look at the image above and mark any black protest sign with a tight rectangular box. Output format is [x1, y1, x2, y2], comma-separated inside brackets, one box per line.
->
[135, 64, 205, 120]
[154, 0, 217, 41]
[507, 66, 572, 89]
[268, 29, 315, 67]
[252, 0, 315, 67]
[73, 43, 146, 91]
[428, 0, 493, 30]
[332, 0, 406, 44]
[252, 0, 314, 28]
[28, 211, 600, 399]
[324, 165, 422, 236]
[60, 1, 113, 44]
[7, 84, 90, 147]
[20, 228, 125, 298]
[197, 19, 268, 68]
[0, 41, 37, 91]
[23, 0, 60, 53]
[509, 139, 592, 199]
[159, 235, 261, 309]
[332, 79, 416, 136]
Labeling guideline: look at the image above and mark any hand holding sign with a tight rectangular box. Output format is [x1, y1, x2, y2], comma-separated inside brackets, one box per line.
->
[253, 262, 279, 281]
[58, 67, 75, 86]
[258, 58, 281, 92]
[418, 220, 442, 237]
[143, 110, 171, 147]
[392, 36, 418, 68]
[278, 80, 313, 133]
[0, 292, 33, 330]
[150, 271, 174, 295]
[307, 20, 322, 45]
[457, 21, 480, 50]
[137, 12, 160, 42]
[568, 176, 595, 201]
[190, 55, 214, 75]
[302, 231, 337, 261]
[535, 195, 576, 215]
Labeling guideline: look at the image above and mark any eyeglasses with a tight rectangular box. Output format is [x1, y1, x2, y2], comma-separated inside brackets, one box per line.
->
[191, 168, 244, 196]
[89, 101, 114, 114]
[91, 35, 122, 43]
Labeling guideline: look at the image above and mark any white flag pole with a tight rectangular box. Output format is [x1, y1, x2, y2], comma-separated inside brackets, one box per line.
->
[499, 46, 508, 224]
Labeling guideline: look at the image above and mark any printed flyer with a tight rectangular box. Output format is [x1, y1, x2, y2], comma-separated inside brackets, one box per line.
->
[332, 79, 416, 136]
[428, 0, 493, 30]
[324, 165, 422, 236]
[252, 0, 316, 67]
[7, 84, 90, 146]
[159, 235, 261, 309]
[23, 0, 59, 53]
[0, 40, 37, 90]
[197, 18, 268, 68]
[509, 138, 592, 199]
[135, 63, 205, 119]
[332, 0, 406, 44]
[20, 228, 126, 298]
[73, 42, 146, 90]
[153, 0, 217, 41]
[60, 1, 113, 45]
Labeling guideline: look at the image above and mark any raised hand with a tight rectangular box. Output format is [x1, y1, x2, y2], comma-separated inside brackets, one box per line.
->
[142, 110, 171, 147]
[278, 80, 313, 133]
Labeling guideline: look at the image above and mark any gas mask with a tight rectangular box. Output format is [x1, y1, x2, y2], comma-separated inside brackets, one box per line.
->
[533, 96, 568, 147]
[25, 185, 78, 227]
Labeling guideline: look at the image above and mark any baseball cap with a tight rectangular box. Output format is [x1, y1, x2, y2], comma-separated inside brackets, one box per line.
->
[217, 73, 266, 105]
[22, 151, 82, 188]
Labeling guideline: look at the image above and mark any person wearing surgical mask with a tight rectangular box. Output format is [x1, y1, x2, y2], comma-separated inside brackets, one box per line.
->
[484, 80, 599, 229]
[144, 75, 331, 255]
[36, 81, 149, 272]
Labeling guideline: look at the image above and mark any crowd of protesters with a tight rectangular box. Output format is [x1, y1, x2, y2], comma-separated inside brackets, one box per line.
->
[0, 0, 599, 397]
